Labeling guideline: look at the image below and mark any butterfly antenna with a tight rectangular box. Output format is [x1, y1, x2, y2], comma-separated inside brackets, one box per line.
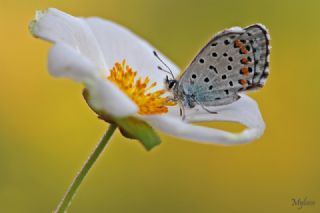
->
[153, 50, 175, 79]
[157, 66, 172, 76]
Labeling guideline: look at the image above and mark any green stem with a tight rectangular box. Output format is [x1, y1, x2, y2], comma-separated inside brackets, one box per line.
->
[54, 124, 117, 213]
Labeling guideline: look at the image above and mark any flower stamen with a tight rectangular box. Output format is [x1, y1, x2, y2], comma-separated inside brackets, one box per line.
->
[107, 60, 176, 115]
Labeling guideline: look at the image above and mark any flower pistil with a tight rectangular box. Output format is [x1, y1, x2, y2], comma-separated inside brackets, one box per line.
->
[107, 60, 176, 115]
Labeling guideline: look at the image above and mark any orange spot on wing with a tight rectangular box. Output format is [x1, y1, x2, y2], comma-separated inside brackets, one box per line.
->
[239, 79, 247, 85]
[234, 40, 241, 48]
[241, 58, 249, 64]
[240, 68, 249, 76]
[240, 47, 248, 54]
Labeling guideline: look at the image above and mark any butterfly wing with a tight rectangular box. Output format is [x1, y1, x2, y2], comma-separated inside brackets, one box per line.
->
[178, 24, 270, 106]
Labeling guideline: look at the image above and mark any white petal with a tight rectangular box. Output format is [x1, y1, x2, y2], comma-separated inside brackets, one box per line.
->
[48, 43, 98, 81]
[31, 8, 138, 117]
[30, 8, 108, 72]
[48, 44, 138, 117]
[85, 78, 138, 117]
[185, 94, 264, 130]
[144, 115, 263, 145]
[30, 8, 180, 85]
[142, 95, 265, 145]
[85, 17, 180, 89]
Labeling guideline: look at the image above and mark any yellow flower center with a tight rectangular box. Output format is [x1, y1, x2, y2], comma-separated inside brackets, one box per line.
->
[107, 60, 176, 115]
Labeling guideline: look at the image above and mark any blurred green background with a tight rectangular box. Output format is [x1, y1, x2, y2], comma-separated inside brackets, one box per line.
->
[1, 0, 320, 212]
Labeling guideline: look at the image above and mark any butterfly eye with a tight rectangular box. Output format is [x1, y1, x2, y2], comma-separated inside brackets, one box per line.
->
[168, 80, 176, 89]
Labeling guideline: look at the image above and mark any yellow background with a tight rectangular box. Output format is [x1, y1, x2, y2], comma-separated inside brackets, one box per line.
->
[1, 0, 319, 212]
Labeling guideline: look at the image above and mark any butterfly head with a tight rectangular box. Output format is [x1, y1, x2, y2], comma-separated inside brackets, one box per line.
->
[153, 50, 178, 91]
[164, 75, 177, 91]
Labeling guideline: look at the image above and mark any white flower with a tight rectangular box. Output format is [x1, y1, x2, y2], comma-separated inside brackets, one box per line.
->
[30, 8, 265, 146]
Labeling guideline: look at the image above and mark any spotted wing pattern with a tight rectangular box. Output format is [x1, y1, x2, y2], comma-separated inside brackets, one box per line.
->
[178, 24, 270, 106]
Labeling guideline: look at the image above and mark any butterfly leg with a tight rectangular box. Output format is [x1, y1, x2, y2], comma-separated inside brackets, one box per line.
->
[199, 104, 218, 114]
[180, 107, 186, 121]
[178, 101, 186, 121]
[193, 97, 218, 114]
[166, 95, 175, 101]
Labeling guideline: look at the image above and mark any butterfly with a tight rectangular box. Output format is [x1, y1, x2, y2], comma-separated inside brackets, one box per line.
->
[154, 24, 270, 119]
